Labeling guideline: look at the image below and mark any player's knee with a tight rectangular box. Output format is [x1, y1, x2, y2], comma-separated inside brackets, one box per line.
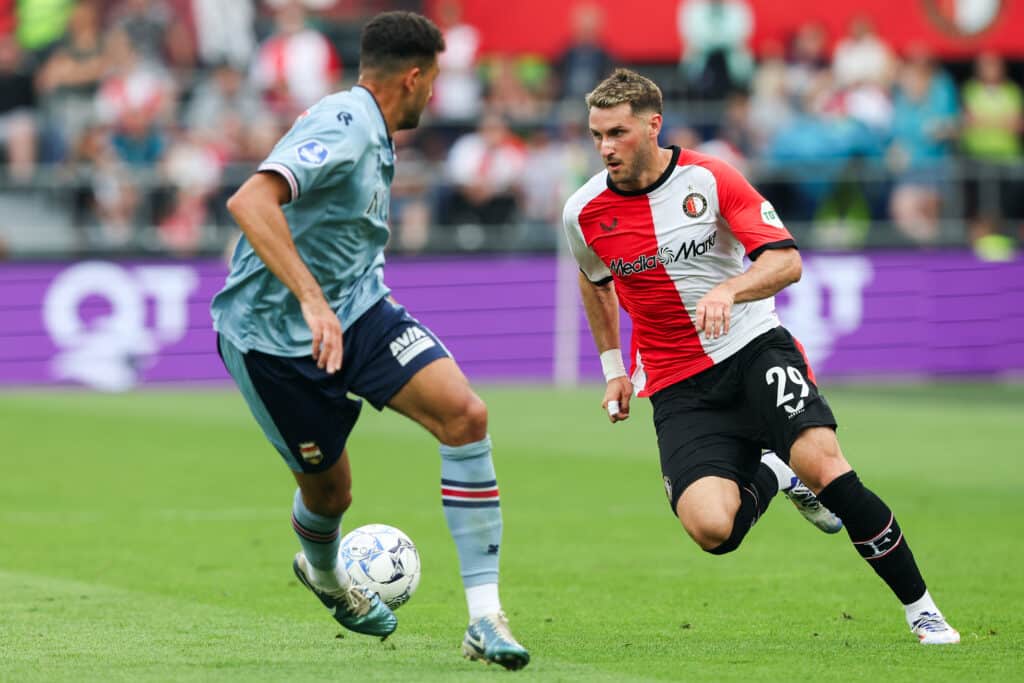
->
[681, 515, 733, 552]
[441, 394, 488, 445]
[791, 427, 851, 493]
[305, 484, 352, 517]
[322, 489, 352, 517]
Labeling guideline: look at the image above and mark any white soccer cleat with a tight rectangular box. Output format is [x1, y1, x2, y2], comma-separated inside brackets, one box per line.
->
[910, 611, 960, 645]
[782, 476, 844, 534]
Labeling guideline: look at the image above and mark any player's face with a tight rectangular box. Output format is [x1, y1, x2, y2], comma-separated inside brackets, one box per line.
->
[589, 104, 659, 190]
[398, 58, 440, 131]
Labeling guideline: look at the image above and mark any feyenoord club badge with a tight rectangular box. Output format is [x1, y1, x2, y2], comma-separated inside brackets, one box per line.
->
[683, 192, 707, 218]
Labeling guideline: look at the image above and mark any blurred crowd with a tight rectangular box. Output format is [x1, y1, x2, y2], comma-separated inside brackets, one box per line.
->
[0, 0, 1021, 257]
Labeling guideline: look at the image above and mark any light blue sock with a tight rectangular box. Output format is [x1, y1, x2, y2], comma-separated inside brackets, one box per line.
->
[440, 436, 502, 588]
[291, 489, 341, 571]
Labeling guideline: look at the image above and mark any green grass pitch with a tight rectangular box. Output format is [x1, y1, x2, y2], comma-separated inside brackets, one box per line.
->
[1, 383, 1022, 681]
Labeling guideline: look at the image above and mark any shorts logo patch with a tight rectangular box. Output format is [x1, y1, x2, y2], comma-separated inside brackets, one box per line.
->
[760, 201, 785, 229]
[663, 476, 674, 503]
[298, 441, 323, 465]
[390, 326, 436, 367]
[296, 140, 329, 166]
[683, 192, 707, 218]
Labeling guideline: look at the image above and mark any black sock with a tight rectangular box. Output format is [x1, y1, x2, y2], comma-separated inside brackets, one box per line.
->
[817, 470, 927, 604]
[708, 464, 779, 555]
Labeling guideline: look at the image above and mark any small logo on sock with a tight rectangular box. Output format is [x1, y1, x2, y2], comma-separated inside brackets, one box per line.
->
[298, 441, 323, 465]
[487, 544, 500, 555]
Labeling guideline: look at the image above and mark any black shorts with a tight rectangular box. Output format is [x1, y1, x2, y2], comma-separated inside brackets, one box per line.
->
[217, 297, 451, 474]
[650, 326, 837, 513]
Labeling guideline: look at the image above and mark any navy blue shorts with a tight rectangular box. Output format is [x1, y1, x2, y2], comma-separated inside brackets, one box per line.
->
[218, 297, 451, 473]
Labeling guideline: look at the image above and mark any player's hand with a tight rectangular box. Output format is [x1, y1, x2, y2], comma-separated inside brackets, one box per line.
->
[301, 297, 343, 374]
[602, 376, 633, 424]
[695, 284, 735, 340]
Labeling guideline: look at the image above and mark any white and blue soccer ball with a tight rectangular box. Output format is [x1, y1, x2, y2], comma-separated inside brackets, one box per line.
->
[339, 524, 421, 609]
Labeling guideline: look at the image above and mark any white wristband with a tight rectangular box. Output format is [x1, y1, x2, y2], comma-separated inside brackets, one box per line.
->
[600, 349, 627, 382]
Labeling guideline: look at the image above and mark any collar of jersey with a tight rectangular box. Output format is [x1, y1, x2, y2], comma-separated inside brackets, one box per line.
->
[352, 84, 393, 144]
[606, 145, 680, 197]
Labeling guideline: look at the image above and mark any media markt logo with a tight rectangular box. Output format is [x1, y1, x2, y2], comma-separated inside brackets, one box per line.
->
[42, 262, 198, 391]
[609, 233, 717, 277]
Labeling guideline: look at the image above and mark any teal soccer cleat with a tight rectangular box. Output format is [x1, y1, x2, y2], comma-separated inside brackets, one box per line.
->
[461, 611, 530, 670]
[293, 552, 397, 639]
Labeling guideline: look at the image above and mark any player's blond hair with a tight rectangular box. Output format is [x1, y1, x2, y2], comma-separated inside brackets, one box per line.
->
[585, 68, 663, 115]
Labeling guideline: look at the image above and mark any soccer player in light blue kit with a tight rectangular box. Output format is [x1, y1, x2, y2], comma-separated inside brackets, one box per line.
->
[210, 12, 529, 669]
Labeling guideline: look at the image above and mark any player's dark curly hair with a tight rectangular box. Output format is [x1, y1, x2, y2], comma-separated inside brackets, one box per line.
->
[586, 68, 663, 115]
[360, 11, 445, 73]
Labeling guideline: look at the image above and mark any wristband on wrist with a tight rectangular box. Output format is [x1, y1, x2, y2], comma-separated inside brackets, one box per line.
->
[600, 349, 627, 382]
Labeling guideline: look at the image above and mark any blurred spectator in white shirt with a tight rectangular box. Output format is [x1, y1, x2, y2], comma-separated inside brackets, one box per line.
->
[190, 0, 256, 69]
[833, 16, 893, 89]
[252, 0, 341, 122]
[431, 0, 482, 121]
[749, 46, 795, 155]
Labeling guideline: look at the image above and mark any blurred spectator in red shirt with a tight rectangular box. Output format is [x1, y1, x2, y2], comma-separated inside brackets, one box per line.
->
[0, 0, 14, 36]
[252, 0, 341, 123]
[443, 112, 526, 231]
[94, 29, 175, 131]
[785, 23, 829, 100]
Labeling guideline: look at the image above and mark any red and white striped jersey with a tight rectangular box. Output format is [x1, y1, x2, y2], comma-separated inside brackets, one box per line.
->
[563, 146, 796, 397]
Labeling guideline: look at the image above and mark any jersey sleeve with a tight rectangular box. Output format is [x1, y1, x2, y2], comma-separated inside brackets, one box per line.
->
[710, 158, 796, 260]
[257, 106, 369, 203]
[562, 200, 612, 284]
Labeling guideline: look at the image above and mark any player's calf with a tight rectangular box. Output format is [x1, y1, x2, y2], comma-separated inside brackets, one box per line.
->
[816, 470, 958, 644]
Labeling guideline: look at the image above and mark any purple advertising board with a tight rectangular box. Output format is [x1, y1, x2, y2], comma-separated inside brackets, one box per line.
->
[1, 252, 1022, 390]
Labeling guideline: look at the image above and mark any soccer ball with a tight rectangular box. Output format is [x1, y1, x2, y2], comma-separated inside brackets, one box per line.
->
[339, 524, 421, 609]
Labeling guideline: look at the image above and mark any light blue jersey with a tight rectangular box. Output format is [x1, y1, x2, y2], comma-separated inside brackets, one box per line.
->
[211, 86, 394, 356]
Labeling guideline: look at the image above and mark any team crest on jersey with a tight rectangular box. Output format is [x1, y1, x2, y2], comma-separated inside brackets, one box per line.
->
[683, 192, 707, 218]
[298, 441, 324, 465]
[296, 140, 329, 166]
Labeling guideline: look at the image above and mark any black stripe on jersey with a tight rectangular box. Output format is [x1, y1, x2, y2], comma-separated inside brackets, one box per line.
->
[748, 239, 797, 261]
[607, 146, 681, 197]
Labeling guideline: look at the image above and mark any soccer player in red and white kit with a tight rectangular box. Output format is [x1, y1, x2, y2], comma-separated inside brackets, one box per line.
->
[563, 69, 959, 645]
